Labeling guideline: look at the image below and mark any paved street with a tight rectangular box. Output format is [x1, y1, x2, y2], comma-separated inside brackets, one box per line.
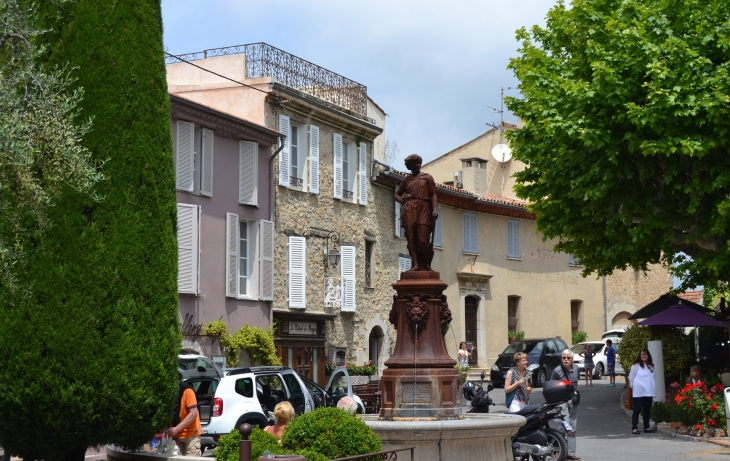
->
[472, 377, 730, 460]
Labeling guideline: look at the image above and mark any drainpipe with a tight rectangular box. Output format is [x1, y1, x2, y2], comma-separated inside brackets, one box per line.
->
[603, 276, 608, 332]
[371, 158, 391, 181]
[269, 138, 285, 328]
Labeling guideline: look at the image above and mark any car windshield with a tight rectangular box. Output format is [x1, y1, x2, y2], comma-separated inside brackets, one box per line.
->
[502, 341, 541, 355]
[571, 344, 603, 354]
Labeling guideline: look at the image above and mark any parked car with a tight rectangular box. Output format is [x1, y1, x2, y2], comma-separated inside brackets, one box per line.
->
[601, 327, 627, 343]
[571, 341, 624, 378]
[181, 364, 362, 451]
[490, 338, 570, 388]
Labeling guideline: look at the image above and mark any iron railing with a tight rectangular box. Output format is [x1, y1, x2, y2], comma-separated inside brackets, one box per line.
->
[166, 42, 368, 118]
[290, 176, 304, 188]
[343, 190, 354, 200]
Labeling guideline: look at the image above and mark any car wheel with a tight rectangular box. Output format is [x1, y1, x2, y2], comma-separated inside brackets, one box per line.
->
[594, 362, 604, 379]
[536, 369, 547, 388]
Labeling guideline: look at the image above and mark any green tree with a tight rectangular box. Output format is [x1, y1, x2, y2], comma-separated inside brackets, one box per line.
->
[0, 1, 180, 460]
[506, 0, 730, 290]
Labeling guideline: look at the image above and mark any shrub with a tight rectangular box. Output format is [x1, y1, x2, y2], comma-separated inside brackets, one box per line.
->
[204, 320, 280, 367]
[571, 331, 588, 345]
[215, 428, 287, 461]
[618, 325, 692, 383]
[282, 408, 382, 459]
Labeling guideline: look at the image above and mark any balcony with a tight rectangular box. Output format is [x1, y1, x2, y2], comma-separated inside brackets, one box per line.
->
[166, 42, 368, 119]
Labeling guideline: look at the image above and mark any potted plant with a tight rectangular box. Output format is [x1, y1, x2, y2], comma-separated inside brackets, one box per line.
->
[456, 364, 470, 384]
[508, 331, 525, 343]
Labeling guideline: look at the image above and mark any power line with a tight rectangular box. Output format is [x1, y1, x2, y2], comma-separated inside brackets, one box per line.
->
[164, 51, 271, 95]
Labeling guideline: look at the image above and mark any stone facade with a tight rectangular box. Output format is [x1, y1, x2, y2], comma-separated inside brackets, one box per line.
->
[605, 263, 673, 328]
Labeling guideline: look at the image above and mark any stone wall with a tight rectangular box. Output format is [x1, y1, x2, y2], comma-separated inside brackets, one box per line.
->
[605, 263, 672, 328]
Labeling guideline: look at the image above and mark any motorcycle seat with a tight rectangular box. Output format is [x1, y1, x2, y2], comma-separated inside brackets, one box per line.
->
[506, 404, 540, 416]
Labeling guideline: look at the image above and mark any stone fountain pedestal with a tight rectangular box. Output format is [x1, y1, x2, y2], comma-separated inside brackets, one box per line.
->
[380, 271, 460, 419]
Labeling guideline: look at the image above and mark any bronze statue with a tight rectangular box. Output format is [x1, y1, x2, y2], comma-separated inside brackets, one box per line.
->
[394, 154, 438, 271]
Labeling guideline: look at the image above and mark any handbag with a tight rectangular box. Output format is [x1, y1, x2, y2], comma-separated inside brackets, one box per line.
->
[506, 390, 515, 408]
[572, 389, 581, 406]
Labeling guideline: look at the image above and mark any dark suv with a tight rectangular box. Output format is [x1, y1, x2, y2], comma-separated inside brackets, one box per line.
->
[489, 338, 570, 388]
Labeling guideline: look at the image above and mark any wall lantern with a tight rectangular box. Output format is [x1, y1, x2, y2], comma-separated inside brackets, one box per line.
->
[307, 228, 341, 271]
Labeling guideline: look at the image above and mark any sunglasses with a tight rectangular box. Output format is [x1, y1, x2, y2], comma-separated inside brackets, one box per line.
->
[562, 357, 572, 360]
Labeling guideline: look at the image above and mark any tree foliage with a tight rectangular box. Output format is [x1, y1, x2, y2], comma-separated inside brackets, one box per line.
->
[0, 1, 179, 459]
[506, 0, 730, 290]
[0, 0, 102, 289]
[618, 325, 692, 383]
[204, 320, 281, 367]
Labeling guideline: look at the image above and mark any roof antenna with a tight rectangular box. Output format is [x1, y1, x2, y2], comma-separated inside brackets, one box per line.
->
[486, 87, 515, 168]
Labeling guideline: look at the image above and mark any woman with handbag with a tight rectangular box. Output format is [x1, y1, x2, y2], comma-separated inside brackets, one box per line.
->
[504, 352, 532, 412]
[628, 349, 656, 434]
[551, 350, 581, 461]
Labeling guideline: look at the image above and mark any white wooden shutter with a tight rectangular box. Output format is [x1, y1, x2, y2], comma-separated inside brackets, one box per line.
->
[176, 120, 195, 192]
[463, 212, 478, 253]
[239, 141, 258, 206]
[340, 246, 356, 312]
[358, 143, 368, 205]
[278, 115, 291, 186]
[200, 128, 214, 196]
[288, 236, 306, 308]
[395, 200, 402, 237]
[333, 133, 343, 199]
[507, 220, 521, 258]
[226, 213, 239, 297]
[434, 205, 443, 247]
[177, 203, 200, 294]
[398, 256, 411, 279]
[259, 220, 275, 300]
[309, 125, 320, 194]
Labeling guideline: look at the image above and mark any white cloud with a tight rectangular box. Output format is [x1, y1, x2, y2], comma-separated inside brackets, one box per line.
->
[162, 0, 553, 165]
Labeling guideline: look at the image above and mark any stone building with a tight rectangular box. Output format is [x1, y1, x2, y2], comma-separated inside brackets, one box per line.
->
[167, 44, 403, 385]
[605, 265, 673, 328]
[170, 94, 283, 357]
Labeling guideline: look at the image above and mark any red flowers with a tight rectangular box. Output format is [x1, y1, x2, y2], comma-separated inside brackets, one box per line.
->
[711, 404, 719, 411]
[696, 424, 703, 431]
[709, 419, 717, 426]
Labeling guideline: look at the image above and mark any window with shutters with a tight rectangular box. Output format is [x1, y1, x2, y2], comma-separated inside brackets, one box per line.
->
[239, 141, 258, 206]
[340, 245, 356, 312]
[288, 236, 307, 308]
[508, 296, 520, 334]
[176, 120, 214, 196]
[433, 205, 443, 248]
[398, 255, 411, 279]
[177, 203, 200, 295]
[571, 300, 582, 332]
[334, 136, 368, 205]
[225, 214, 274, 300]
[462, 212, 478, 254]
[278, 115, 313, 192]
[340, 139, 358, 202]
[568, 254, 580, 266]
[289, 124, 308, 189]
[507, 219, 521, 259]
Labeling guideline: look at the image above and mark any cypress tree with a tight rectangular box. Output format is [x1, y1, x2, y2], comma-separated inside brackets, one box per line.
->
[0, 1, 180, 460]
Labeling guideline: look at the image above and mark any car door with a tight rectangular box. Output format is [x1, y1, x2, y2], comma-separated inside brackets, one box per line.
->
[325, 367, 353, 407]
[300, 376, 328, 408]
[281, 372, 308, 415]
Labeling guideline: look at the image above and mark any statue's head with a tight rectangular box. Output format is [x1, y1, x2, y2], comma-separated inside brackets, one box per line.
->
[404, 154, 422, 171]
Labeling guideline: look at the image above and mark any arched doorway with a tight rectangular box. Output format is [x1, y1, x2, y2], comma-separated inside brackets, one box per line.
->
[465, 296, 479, 365]
[611, 311, 633, 328]
[369, 326, 385, 372]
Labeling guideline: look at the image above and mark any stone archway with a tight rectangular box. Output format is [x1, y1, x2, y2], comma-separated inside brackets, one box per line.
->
[611, 311, 633, 328]
[364, 313, 389, 376]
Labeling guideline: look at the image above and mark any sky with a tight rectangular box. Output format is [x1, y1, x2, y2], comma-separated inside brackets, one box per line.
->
[161, 0, 554, 167]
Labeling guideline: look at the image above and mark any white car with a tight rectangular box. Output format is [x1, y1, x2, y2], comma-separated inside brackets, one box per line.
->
[183, 365, 362, 449]
[571, 341, 624, 378]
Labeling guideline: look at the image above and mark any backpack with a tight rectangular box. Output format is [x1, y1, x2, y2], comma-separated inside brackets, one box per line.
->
[172, 382, 199, 426]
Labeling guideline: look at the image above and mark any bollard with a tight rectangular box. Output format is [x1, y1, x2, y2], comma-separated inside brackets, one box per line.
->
[239, 423, 253, 461]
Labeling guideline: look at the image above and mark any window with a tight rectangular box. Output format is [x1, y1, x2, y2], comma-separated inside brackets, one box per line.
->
[278, 115, 313, 191]
[238, 141, 259, 206]
[508, 296, 520, 334]
[334, 134, 367, 205]
[571, 300, 582, 332]
[507, 219, 521, 259]
[341, 245, 356, 312]
[342, 141, 351, 196]
[365, 240, 375, 288]
[234, 377, 253, 398]
[463, 212, 478, 253]
[177, 203, 200, 295]
[568, 254, 579, 266]
[433, 205, 443, 247]
[226, 214, 274, 301]
[398, 255, 411, 279]
[288, 236, 307, 308]
[176, 120, 213, 196]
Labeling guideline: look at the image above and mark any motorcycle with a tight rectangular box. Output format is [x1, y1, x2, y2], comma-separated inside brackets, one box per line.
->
[509, 401, 570, 461]
[462, 371, 495, 413]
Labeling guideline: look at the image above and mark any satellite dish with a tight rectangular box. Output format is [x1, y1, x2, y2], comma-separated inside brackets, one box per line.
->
[491, 144, 512, 163]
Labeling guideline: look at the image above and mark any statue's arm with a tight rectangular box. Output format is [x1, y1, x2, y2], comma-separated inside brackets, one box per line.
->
[394, 183, 406, 204]
[428, 177, 438, 217]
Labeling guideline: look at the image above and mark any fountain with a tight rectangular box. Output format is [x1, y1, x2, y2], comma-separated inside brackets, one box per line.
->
[363, 155, 524, 461]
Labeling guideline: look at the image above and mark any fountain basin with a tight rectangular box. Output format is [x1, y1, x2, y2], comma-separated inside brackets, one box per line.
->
[364, 413, 525, 461]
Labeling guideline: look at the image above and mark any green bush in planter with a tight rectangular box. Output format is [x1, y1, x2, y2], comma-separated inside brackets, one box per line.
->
[215, 428, 328, 461]
[283, 408, 382, 459]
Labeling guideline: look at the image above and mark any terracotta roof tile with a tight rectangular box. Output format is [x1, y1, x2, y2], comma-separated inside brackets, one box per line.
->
[678, 290, 704, 305]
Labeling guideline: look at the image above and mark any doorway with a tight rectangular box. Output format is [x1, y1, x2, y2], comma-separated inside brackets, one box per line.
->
[465, 296, 478, 365]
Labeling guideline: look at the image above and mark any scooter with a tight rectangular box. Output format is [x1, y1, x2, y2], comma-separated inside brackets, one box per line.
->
[462, 371, 495, 413]
[509, 401, 570, 461]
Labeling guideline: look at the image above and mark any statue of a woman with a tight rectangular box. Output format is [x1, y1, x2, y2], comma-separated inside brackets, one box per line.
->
[394, 154, 438, 271]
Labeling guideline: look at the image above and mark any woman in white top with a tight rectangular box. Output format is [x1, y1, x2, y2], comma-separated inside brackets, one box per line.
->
[628, 349, 656, 434]
[458, 341, 475, 367]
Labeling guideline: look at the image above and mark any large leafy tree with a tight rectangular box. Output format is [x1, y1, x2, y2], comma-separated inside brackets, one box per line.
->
[0, 1, 180, 460]
[506, 0, 730, 290]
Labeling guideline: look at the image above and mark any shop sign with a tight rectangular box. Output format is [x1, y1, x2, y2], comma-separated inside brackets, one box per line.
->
[288, 321, 318, 336]
[324, 277, 342, 308]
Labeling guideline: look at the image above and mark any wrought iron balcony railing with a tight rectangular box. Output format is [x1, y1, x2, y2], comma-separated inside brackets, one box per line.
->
[342, 190, 354, 200]
[290, 176, 304, 188]
[166, 42, 368, 118]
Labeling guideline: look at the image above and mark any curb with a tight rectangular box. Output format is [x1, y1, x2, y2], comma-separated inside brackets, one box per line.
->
[619, 391, 729, 448]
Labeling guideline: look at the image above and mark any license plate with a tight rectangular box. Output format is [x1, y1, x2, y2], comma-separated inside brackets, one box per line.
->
[502, 373, 506, 379]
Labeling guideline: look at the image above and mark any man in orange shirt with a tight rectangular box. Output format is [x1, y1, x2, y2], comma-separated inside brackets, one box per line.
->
[165, 378, 202, 456]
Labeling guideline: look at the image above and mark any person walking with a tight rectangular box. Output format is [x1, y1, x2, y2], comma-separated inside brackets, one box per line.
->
[629, 349, 656, 434]
[165, 375, 202, 456]
[504, 352, 532, 412]
[605, 340, 616, 387]
[579, 344, 596, 387]
[551, 350, 581, 461]
[458, 341, 475, 368]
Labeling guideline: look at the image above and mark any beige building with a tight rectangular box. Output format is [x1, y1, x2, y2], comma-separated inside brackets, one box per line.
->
[167, 43, 404, 385]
